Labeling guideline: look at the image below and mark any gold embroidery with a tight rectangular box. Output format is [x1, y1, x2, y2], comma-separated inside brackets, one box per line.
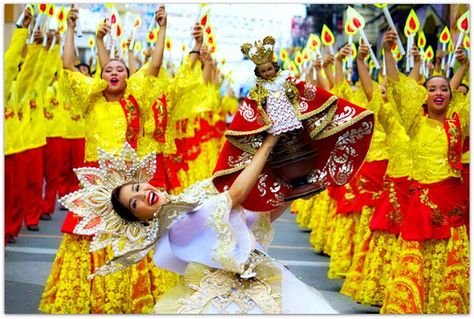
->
[251, 213, 274, 250]
[419, 189, 447, 227]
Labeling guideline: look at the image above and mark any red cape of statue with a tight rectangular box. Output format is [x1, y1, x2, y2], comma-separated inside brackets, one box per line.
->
[212, 77, 375, 212]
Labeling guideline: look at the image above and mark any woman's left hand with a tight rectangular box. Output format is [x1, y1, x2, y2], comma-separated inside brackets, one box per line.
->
[155, 5, 167, 27]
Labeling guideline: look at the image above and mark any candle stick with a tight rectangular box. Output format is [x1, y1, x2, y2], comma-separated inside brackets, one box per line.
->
[382, 52, 386, 76]
[382, 6, 405, 55]
[409, 34, 415, 67]
[359, 29, 380, 69]
[16, 4, 30, 27]
[49, 34, 56, 51]
[348, 34, 353, 75]
[450, 32, 464, 68]
[441, 42, 447, 71]
[29, 13, 43, 44]
[71, 5, 82, 37]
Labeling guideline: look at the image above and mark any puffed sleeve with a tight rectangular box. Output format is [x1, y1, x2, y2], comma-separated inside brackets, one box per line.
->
[4, 28, 28, 100]
[61, 69, 106, 114]
[386, 72, 427, 137]
[449, 90, 470, 138]
[16, 44, 41, 105]
[34, 46, 60, 98]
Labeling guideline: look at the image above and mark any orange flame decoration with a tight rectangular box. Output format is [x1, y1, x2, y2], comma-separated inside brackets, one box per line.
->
[279, 48, 289, 61]
[88, 35, 95, 48]
[121, 40, 127, 51]
[463, 35, 470, 50]
[417, 30, 426, 48]
[448, 39, 454, 53]
[57, 6, 65, 23]
[425, 46, 434, 61]
[344, 19, 357, 36]
[295, 51, 303, 66]
[133, 16, 142, 29]
[439, 26, 451, 44]
[302, 48, 310, 62]
[147, 30, 156, 43]
[116, 24, 122, 38]
[405, 9, 420, 33]
[351, 43, 357, 57]
[39, 3, 47, 13]
[346, 6, 366, 30]
[395, 50, 403, 61]
[58, 23, 66, 34]
[165, 37, 172, 51]
[207, 35, 214, 45]
[288, 61, 297, 74]
[48, 4, 55, 17]
[321, 24, 335, 46]
[369, 59, 375, 68]
[404, 23, 412, 38]
[307, 33, 321, 52]
[110, 8, 119, 25]
[457, 10, 469, 32]
[205, 25, 212, 35]
[200, 9, 209, 26]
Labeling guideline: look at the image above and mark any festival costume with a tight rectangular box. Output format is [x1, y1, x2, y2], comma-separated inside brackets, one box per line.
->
[212, 37, 374, 213]
[4, 28, 29, 241]
[42, 53, 66, 216]
[18, 44, 58, 227]
[61, 143, 338, 314]
[381, 74, 470, 314]
[339, 84, 392, 302]
[39, 66, 179, 314]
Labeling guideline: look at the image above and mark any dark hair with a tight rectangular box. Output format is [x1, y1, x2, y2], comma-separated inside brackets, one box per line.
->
[423, 75, 452, 99]
[75, 63, 91, 76]
[111, 182, 139, 222]
[458, 83, 469, 94]
[254, 61, 280, 78]
[101, 59, 130, 78]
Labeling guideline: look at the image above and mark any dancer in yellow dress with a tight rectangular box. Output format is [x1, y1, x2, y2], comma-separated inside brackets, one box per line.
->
[380, 29, 469, 314]
[39, 5, 179, 313]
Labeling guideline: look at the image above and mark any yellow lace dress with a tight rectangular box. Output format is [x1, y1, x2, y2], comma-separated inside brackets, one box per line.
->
[39, 67, 179, 314]
[326, 81, 387, 280]
[381, 74, 470, 314]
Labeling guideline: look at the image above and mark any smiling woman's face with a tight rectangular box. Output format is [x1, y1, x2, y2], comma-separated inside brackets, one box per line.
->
[118, 182, 169, 221]
[425, 77, 451, 114]
[102, 60, 128, 95]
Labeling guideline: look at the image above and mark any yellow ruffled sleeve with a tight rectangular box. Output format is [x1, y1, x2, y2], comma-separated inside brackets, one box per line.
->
[35, 46, 60, 98]
[221, 95, 238, 115]
[61, 69, 107, 114]
[4, 28, 28, 101]
[387, 72, 426, 138]
[16, 44, 41, 106]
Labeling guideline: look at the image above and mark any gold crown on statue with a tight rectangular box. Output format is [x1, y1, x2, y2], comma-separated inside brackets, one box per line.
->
[59, 143, 160, 277]
[241, 36, 276, 65]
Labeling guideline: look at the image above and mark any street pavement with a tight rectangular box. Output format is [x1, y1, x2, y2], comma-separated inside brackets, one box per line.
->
[4, 205, 380, 314]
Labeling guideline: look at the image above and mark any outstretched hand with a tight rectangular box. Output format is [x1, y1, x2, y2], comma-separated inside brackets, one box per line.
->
[155, 5, 167, 27]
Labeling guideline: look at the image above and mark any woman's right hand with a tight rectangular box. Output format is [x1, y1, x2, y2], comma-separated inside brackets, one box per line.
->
[22, 6, 33, 28]
[323, 55, 334, 68]
[33, 30, 43, 45]
[382, 29, 397, 53]
[96, 21, 111, 41]
[336, 44, 351, 62]
[262, 134, 280, 149]
[410, 44, 421, 63]
[357, 42, 369, 61]
[67, 7, 79, 29]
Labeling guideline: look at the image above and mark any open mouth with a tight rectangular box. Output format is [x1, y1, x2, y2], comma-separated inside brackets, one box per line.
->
[433, 97, 444, 105]
[110, 78, 119, 85]
[147, 192, 159, 206]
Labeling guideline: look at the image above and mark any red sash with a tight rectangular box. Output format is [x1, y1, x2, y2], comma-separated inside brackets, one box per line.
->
[119, 95, 141, 149]
[151, 94, 168, 143]
[444, 112, 463, 172]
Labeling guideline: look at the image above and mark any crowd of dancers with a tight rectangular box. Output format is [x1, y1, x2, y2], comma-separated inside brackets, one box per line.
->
[4, 4, 470, 314]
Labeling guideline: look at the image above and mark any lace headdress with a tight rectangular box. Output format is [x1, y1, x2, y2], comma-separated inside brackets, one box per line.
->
[60, 143, 162, 278]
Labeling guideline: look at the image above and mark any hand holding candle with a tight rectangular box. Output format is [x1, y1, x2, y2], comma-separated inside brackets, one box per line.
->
[450, 10, 469, 68]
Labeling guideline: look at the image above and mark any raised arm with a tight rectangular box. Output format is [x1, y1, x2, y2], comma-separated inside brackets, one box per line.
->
[433, 49, 446, 76]
[189, 23, 204, 69]
[227, 134, 280, 208]
[126, 36, 137, 75]
[96, 20, 111, 68]
[322, 54, 335, 88]
[450, 45, 469, 91]
[63, 7, 79, 71]
[408, 44, 421, 81]
[356, 42, 374, 101]
[335, 44, 351, 85]
[383, 29, 399, 82]
[147, 5, 167, 77]
[201, 45, 212, 84]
